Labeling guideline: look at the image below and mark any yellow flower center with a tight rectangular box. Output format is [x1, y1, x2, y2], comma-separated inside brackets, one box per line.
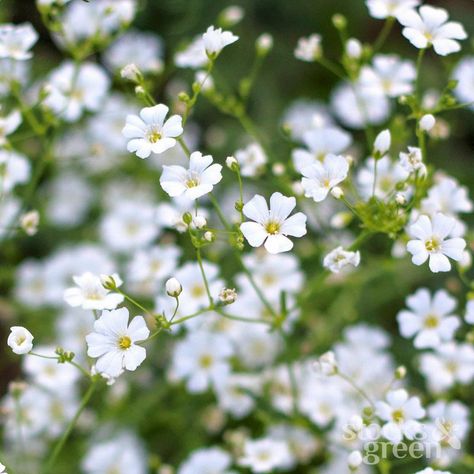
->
[199, 354, 213, 368]
[185, 178, 199, 188]
[265, 220, 280, 235]
[425, 237, 440, 252]
[424, 314, 439, 328]
[148, 130, 162, 143]
[392, 409, 405, 423]
[118, 335, 132, 350]
[191, 284, 205, 298]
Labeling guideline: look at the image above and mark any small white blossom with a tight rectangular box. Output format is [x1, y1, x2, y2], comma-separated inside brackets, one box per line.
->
[420, 114, 436, 131]
[375, 389, 425, 444]
[64, 272, 124, 310]
[160, 151, 222, 200]
[86, 308, 149, 378]
[301, 154, 349, 202]
[234, 143, 267, 177]
[397, 288, 460, 348]
[406, 213, 466, 273]
[373, 129, 391, 156]
[0, 23, 38, 60]
[314, 351, 338, 375]
[240, 192, 307, 254]
[294, 34, 322, 62]
[399, 146, 426, 174]
[0, 109, 21, 145]
[346, 38, 362, 58]
[20, 210, 40, 236]
[323, 246, 361, 273]
[366, 0, 420, 20]
[7, 326, 34, 355]
[398, 6, 467, 56]
[239, 438, 292, 473]
[202, 25, 238, 56]
[122, 104, 183, 159]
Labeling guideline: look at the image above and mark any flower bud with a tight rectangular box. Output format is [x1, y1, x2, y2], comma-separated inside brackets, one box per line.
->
[348, 450, 363, 470]
[419, 114, 435, 132]
[331, 186, 344, 199]
[272, 163, 285, 176]
[100, 274, 118, 290]
[218, 5, 244, 27]
[332, 14, 347, 30]
[256, 33, 273, 55]
[346, 38, 362, 58]
[120, 63, 142, 83]
[395, 193, 407, 205]
[193, 215, 207, 229]
[219, 288, 237, 305]
[314, 351, 338, 375]
[204, 231, 215, 242]
[166, 278, 182, 298]
[226, 156, 239, 171]
[182, 212, 193, 225]
[373, 129, 391, 157]
[395, 365, 407, 379]
[20, 210, 39, 236]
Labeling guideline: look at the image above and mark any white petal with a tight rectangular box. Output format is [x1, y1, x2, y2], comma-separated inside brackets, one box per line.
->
[240, 222, 267, 247]
[264, 234, 293, 254]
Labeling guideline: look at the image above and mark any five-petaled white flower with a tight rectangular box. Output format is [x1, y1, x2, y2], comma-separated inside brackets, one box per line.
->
[397, 288, 460, 348]
[202, 26, 238, 57]
[122, 104, 183, 159]
[406, 213, 466, 273]
[0, 23, 38, 60]
[301, 154, 349, 202]
[366, 0, 420, 21]
[323, 246, 361, 273]
[240, 192, 307, 254]
[160, 151, 222, 200]
[399, 146, 426, 174]
[294, 34, 322, 62]
[375, 389, 426, 444]
[7, 326, 34, 355]
[64, 272, 124, 310]
[398, 5, 467, 56]
[86, 307, 149, 378]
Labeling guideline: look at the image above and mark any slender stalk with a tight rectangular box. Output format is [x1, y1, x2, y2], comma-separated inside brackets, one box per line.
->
[372, 17, 395, 53]
[316, 57, 346, 80]
[117, 289, 152, 316]
[337, 371, 374, 407]
[415, 48, 426, 102]
[44, 382, 96, 473]
[177, 137, 191, 158]
[196, 247, 214, 307]
[216, 307, 270, 325]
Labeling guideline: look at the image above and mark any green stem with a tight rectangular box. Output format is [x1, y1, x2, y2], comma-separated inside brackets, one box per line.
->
[196, 247, 214, 307]
[415, 48, 426, 103]
[372, 17, 395, 53]
[117, 289, 153, 316]
[43, 382, 96, 473]
[316, 57, 346, 80]
[337, 371, 374, 407]
[177, 137, 191, 158]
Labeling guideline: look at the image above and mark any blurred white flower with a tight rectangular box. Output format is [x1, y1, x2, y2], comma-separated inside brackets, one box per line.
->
[0, 23, 38, 60]
[202, 25, 238, 56]
[7, 326, 34, 355]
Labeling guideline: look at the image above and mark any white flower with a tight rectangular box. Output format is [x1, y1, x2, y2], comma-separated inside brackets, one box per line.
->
[420, 342, 474, 393]
[234, 143, 267, 177]
[64, 272, 124, 310]
[0, 23, 38, 60]
[160, 151, 222, 200]
[465, 300, 474, 324]
[175, 36, 208, 69]
[415, 468, 452, 474]
[399, 146, 426, 174]
[301, 154, 349, 202]
[291, 126, 352, 173]
[122, 104, 183, 159]
[398, 6, 467, 56]
[294, 34, 322, 62]
[397, 288, 460, 348]
[0, 109, 21, 145]
[44, 61, 110, 122]
[453, 57, 474, 111]
[348, 450, 363, 469]
[20, 210, 40, 236]
[202, 25, 238, 56]
[373, 129, 391, 156]
[240, 192, 307, 254]
[375, 389, 425, 444]
[7, 326, 33, 355]
[420, 114, 436, 131]
[406, 213, 466, 273]
[0, 462, 6, 473]
[178, 447, 232, 474]
[366, 0, 420, 20]
[323, 246, 361, 273]
[170, 331, 233, 393]
[239, 438, 292, 473]
[314, 351, 338, 375]
[359, 54, 416, 98]
[166, 277, 182, 297]
[0, 150, 31, 193]
[86, 308, 149, 378]
[346, 38, 362, 58]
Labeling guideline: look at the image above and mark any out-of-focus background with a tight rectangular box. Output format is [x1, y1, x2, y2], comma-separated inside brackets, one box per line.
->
[0, 0, 473, 471]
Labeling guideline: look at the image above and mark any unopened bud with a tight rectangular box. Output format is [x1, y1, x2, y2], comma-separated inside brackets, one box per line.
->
[256, 33, 273, 55]
[395, 193, 407, 205]
[395, 365, 406, 379]
[226, 156, 239, 171]
[332, 14, 347, 30]
[182, 212, 193, 225]
[165, 278, 182, 297]
[346, 38, 362, 58]
[204, 231, 215, 242]
[348, 450, 363, 470]
[272, 163, 285, 176]
[373, 129, 391, 157]
[193, 215, 207, 229]
[331, 186, 344, 199]
[419, 114, 436, 132]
